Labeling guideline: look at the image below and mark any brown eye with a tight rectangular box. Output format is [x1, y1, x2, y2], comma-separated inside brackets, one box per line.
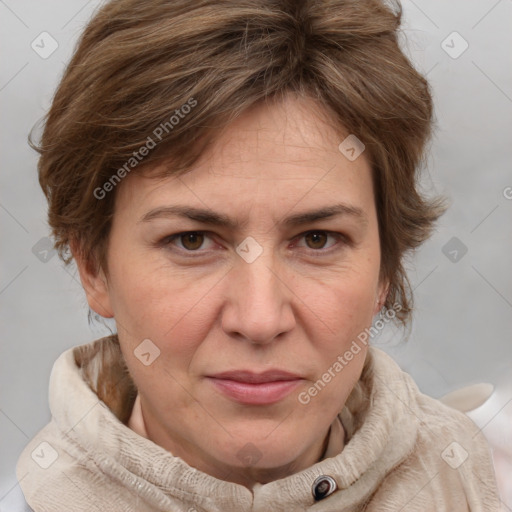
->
[180, 232, 204, 250]
[304, 231, 328, 249]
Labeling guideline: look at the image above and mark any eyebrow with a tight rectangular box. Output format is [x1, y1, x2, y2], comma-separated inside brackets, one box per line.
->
[139, 203, 368, 229]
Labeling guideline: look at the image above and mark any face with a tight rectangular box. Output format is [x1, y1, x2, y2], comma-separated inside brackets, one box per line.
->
[77, 93, 387, 486]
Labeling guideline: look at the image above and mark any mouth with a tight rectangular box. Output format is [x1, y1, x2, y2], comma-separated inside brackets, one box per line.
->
[206, 370, 304, 405]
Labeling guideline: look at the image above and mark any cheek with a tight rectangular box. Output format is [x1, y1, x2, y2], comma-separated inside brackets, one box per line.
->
[297, 279, 374, 411]
[296, 268, 378, 335]
[107, 255, 221, 360]
[290, 266, 378, 401]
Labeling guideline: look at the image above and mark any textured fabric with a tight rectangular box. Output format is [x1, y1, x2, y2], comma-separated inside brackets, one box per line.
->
[16, 337, 501, 511]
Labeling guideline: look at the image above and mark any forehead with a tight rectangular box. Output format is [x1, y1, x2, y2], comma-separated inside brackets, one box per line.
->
[115, 94, 374, 218]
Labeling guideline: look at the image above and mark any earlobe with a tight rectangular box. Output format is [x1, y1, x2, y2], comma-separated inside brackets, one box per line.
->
[374, 281, 390, 316]
[71, 242, 114, 319]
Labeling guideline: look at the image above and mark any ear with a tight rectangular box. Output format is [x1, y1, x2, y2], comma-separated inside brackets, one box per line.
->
[373, 280, 389, 316]
[70, 241, 114, 319]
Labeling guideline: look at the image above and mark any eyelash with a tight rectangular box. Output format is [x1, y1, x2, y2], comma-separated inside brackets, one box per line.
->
[159, 230, 349, 257]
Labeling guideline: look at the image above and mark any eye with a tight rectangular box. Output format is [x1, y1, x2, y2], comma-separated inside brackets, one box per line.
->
[162, 231, 215, 251]
[304, 231, 329, 250]
[159, 229, 348, 256]
[295, 230, 346, 252]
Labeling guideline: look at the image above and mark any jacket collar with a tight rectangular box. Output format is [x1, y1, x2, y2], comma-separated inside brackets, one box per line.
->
[45, 336, 419, 511]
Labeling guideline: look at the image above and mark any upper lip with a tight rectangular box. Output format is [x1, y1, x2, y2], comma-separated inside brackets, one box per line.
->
[208, 370, 302, 384]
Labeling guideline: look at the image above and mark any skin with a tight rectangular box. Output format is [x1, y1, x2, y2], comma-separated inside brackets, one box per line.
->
[74, 93, 388, 488]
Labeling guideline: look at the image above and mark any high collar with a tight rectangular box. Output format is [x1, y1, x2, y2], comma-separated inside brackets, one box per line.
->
[37, 337, 420, 511]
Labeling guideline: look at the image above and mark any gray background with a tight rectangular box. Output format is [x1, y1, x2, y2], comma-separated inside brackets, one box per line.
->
[1, 0, 511, 508]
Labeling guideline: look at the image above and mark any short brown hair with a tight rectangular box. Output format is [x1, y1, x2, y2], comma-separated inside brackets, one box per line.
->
[33, 0, 445, 325]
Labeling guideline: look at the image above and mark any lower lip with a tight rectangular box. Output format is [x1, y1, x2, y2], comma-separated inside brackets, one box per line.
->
[207, 378, 302, 405]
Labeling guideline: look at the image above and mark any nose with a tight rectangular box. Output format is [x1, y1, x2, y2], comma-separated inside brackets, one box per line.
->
[220, 249, 296, 345]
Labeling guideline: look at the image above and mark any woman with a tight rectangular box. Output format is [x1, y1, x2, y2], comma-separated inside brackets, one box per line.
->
[16, 0, 501, 510]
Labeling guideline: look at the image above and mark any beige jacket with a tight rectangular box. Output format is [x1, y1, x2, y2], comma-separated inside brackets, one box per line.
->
[16, 336, 501, 511]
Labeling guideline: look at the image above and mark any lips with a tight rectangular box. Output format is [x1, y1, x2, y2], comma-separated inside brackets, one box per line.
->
[210, 370, 301, 383]
[206, 370, 303, 405]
